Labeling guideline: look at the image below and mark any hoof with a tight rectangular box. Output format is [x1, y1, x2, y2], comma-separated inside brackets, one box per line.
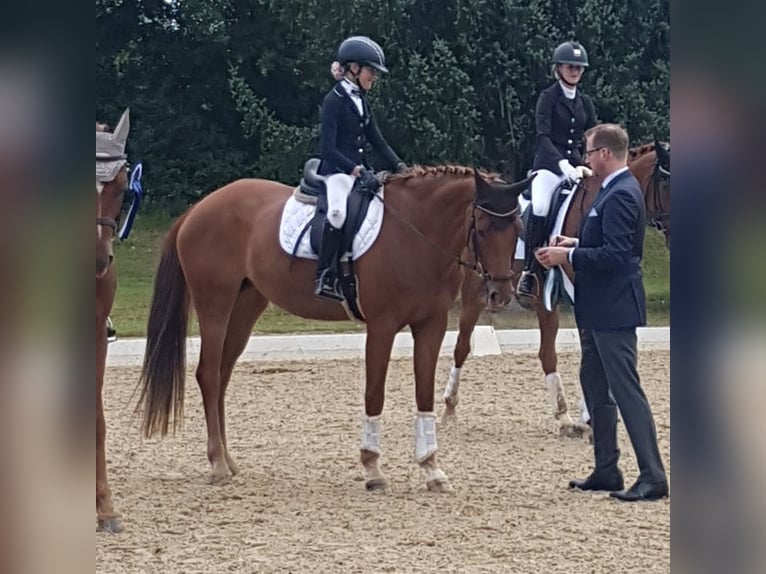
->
[97, 517, 124, 534]
[426, 478, 453, 493]
[442, 402, 457, 419]
[559, 421, 592, 440]
[365, 478, 388, 492]
[208, 470, 232, 485]
[226, 457, 241, 476]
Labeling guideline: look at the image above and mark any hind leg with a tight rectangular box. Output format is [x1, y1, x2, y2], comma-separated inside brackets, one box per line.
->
[218, 285, 269, 476]
[536, 304, 586, 438]
[443, 274, 484, 417]
[191, 287, 240, 484]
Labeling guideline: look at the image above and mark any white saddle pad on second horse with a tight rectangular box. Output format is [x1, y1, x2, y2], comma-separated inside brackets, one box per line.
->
[515, 188, 576, 311]
[278, 173, 385, 261]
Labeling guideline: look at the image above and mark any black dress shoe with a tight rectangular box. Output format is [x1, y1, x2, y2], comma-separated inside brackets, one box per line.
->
[610, 480, 669, 502]
[569, 468, 624, 492]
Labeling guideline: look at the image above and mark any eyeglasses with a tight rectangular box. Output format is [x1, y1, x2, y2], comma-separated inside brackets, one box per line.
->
[584, 147, 605, 157]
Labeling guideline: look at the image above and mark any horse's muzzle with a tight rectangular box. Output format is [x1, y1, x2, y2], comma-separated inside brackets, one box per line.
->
[486, 280, 513, 312]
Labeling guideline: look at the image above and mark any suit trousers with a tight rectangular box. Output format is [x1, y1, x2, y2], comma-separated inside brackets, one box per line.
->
[579, 327, 666, 484]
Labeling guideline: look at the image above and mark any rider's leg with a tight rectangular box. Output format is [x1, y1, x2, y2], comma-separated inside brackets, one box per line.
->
[518, 170, 562, 301]
[314, 175, 351, 301]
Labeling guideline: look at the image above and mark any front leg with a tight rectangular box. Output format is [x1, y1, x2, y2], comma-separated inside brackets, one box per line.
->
[412, 313, 452, 493]
[360, 319, 399, 491]
[96, 317, 122, 533]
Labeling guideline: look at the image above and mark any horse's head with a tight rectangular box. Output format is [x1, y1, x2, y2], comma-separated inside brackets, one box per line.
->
[629, 141, 671, 247]
[96, 108, 130, 278]
[471, 169, 534, 311]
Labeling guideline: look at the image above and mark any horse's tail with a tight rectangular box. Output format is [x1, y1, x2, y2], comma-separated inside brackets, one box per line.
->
[137, 212, 191, 438]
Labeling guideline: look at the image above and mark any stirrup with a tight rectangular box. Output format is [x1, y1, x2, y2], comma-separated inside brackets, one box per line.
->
[314, 276, 343, 302]
[517, 271, 540, 303]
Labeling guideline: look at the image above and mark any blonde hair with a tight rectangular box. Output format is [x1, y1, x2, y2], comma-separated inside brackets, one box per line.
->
[330, 61, 345, 81]
[585, 123, 629, 160]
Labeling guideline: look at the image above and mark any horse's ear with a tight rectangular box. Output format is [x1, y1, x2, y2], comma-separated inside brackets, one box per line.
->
[113, 108, 130, 151]
[472, 164, 491, 194]
[501, 172, 536, 197]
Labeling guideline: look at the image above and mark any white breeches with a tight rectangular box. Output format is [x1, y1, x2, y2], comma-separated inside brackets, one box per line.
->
[325, 173, 356, 229]
[530, 169, 568, 216]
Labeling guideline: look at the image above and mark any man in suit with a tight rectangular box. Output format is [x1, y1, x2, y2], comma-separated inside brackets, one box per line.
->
[536, 123, 668, 502]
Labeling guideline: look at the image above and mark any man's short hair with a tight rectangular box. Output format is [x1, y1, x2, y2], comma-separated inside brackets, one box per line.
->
[585, 123, 629, 160]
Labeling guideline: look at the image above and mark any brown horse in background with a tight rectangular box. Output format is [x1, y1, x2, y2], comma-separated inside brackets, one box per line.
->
[443, 141, 670, 434]
[96, 110, 131, 533]
[136, 166, 532, 493]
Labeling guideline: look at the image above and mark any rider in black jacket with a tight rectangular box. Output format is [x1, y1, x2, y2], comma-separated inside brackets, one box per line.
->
[314, 35, 406, 301]
[517, 40, 597, 306]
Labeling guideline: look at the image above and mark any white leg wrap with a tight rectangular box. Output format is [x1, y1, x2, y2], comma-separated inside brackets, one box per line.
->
[414, 411, 438, 463]
[361, 414, 382, 455]
[443, 366, 461, 406]
[579, 397, 591, 425]
[545, 372, 566, 418]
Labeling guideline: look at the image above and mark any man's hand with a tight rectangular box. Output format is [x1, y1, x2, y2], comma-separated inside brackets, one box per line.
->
[550, 235, 578, 248]
[535, 246, 571, 269]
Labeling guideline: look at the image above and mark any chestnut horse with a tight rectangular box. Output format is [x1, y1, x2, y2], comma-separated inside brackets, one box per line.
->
[136, 166, 532, 492]
[443, 141, 670, 434]
[96, 109, 134, 532]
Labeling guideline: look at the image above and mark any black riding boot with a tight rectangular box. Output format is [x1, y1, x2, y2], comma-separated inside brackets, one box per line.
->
[517, 214, 548, 306]
[314, 222, 344, 302]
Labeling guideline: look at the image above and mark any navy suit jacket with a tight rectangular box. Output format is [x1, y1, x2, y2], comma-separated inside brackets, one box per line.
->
[317, 82, 402, 176]
[571, 169, 647, 330]
[532, 82, 597, 174]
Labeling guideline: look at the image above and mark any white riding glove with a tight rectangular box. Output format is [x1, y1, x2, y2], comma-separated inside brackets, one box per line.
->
[558, 159, 581, 183]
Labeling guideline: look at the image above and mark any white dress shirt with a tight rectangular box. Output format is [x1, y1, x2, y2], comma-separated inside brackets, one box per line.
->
[340, 78, 364, 116]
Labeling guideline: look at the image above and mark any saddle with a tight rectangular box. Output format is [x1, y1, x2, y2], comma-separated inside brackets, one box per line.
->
[292, 158, 383, 321]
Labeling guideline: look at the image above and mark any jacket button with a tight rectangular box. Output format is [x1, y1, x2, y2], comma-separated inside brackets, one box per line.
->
[567, 150, 572, 155]
[359, 148, 364, 153]
[359, 123, 364, 128]
[571, 118, 575, 123]
[570, 128, 574, 133]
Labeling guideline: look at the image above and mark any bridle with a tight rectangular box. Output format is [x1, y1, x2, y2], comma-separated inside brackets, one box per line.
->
[465, 203, 520, 282]
[97, 153, 127, 234]
[96, 154, 143, 239]
[372, 190, 521, 284]
[647, 153, 671, 237]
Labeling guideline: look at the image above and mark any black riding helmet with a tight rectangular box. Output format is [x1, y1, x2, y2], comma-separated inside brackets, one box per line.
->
[552, 41, 589, 67]
[337, 36, 388, 74]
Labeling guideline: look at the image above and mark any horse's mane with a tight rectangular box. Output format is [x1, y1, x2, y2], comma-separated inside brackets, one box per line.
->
[385, 164, 504, 183]
[628, 142, 657, 160]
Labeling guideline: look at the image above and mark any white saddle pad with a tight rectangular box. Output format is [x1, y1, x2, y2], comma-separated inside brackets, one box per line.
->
[279, 187, 386, 261]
